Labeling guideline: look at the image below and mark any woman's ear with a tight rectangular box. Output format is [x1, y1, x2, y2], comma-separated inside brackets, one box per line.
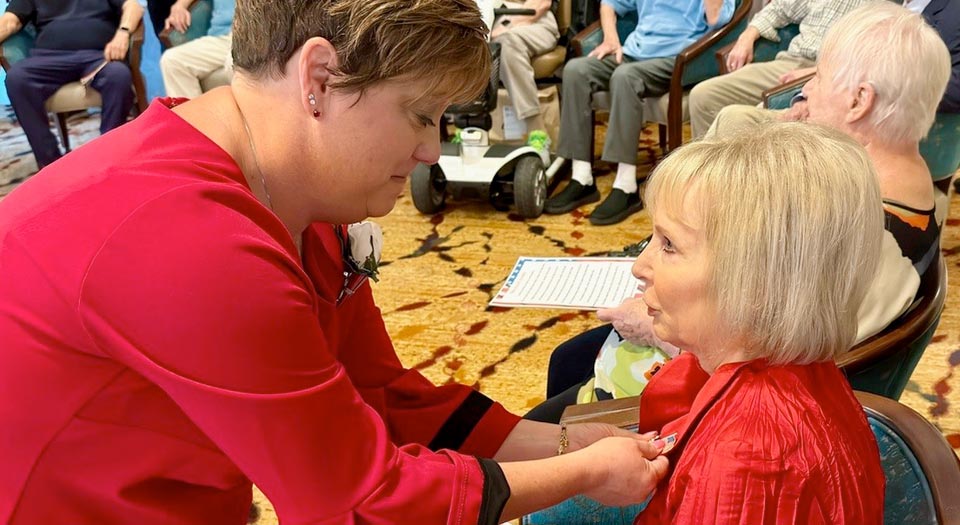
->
[845, 82, 876, 125]
[298, 37, 338, 118]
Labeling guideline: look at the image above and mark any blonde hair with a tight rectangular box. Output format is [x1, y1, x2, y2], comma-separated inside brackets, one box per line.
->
[819, 2, 951, 143]
[232, 0, 490, 104]
[647, 123, 884, 364]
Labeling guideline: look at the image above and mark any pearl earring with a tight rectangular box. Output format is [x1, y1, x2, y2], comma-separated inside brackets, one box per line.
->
[308, 93, 320, 118]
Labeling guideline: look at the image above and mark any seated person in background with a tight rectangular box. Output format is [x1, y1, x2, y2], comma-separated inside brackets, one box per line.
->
[913, 0, 959, 113]
[527, 1, 950, 424]
[159, 0, 234, 98]
[711, 1, 949, 336]
[633, 121, 885, 525]
[0, 0, 143, 169]
[687, 0, 869, 139]
[544, 0, 733, 226]
[490, 0, 559, 142]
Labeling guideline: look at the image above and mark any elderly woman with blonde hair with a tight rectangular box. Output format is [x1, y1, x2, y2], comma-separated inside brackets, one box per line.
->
[0, 0, 673, 523]
[631, 121, 885, 524]
[525, 2, 952, 424]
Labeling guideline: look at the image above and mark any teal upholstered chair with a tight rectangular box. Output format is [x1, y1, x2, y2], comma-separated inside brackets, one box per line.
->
[0, 24, 148, 152]
[838, 256, 946, 400]
[523, 388, 960, 525]
[571, 0, 753, 154]
[858, 390, 960, 525]
[921, 112, 960, 191]
[158, 0, 231, 92]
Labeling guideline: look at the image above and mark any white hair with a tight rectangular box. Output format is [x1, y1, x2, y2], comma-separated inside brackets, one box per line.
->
[819, 1, 951, 143]
[646, 122, 884, 364]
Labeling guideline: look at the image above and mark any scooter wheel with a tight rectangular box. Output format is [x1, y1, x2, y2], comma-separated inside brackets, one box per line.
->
[513, 156, 546, 218]
[411, 163, 446, 214]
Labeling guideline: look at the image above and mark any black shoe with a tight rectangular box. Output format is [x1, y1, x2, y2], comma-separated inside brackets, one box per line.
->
[544, 180, 601, 214]
[589, 189, 643, 225]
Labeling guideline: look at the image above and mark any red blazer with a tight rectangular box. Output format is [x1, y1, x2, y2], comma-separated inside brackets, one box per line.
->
[635, 353, 885, 525]
[0, 101, 520, 525]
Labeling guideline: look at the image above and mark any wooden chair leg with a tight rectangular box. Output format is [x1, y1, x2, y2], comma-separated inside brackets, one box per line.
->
[54, 112, 71, 152]
[658, 124, 668, 154]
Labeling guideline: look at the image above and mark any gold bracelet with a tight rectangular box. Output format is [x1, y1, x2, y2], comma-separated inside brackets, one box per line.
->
[557, 424, 569, 456]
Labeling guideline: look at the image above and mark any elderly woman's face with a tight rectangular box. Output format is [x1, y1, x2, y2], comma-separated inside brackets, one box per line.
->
[632, 193, 723, 358]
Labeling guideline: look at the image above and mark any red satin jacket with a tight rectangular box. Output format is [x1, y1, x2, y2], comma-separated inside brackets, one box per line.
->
[635, 353, 885, 525]
[0, 100, 520, 525]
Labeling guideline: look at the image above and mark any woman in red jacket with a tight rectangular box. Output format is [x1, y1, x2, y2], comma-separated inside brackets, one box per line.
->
[0, 0, 670, 523]
[632, 122, 886, 524]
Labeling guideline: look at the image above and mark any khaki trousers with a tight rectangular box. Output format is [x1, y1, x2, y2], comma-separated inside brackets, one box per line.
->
[704, 104, 779, 138]
[160, 34, 233, 98]
[688, 53, 814, 138]
[492, 9, 559, 119]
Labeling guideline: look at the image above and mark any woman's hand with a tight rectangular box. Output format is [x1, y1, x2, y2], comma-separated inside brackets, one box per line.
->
[497, 431, 668, 519]
[589, 39, 623, 64]
[567, 423, 655, 453]
[577, 436, 669, 506]
[104, 31, 130, 61]
[164, 3, 192, 33]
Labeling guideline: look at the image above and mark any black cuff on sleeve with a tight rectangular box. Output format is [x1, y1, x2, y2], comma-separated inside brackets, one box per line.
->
[428, 390, 494, 451]
[477, 458, 511, 525]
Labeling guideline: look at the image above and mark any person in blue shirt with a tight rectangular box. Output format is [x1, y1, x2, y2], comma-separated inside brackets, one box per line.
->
[545, 0, 733, 225]
[159, 0, 234, 97]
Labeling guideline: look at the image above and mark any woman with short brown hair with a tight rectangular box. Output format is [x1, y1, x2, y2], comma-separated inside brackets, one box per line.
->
[0, 1, 669, 523]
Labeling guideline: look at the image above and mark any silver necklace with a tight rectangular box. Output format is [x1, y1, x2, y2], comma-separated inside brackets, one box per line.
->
[236, 106, 273, 211]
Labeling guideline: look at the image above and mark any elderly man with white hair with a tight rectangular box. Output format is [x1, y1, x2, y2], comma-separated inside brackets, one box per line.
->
[526, 1, 951, 425]
[708, 0, 950, 342]
[687, 0, 871, 138]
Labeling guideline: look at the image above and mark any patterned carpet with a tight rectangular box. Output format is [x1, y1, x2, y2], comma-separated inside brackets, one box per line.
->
[1, 112, 958, 523]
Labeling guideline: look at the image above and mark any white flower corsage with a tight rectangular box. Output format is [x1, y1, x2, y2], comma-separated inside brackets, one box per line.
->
[344, 221, 383, 283]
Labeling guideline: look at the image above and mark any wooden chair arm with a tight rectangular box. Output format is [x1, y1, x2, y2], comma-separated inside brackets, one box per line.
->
[715, 41, 735, 75]
[661, 0, 752, 150]
[158, 27, 174, 49]
[560, 396, 640, 428]
[760, 72, 813, 109]
[570, 19, 601, 58]
[127, 22, 149, 113]
[676, 0, 751, 70]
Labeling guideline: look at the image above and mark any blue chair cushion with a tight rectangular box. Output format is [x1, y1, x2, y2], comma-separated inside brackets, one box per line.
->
[765, 83, 803, 111]
[1, 25, 36, 66]
[522, 496, 646, 525]
[752, 24, 799, 64]
[869, 416, 938, 525]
